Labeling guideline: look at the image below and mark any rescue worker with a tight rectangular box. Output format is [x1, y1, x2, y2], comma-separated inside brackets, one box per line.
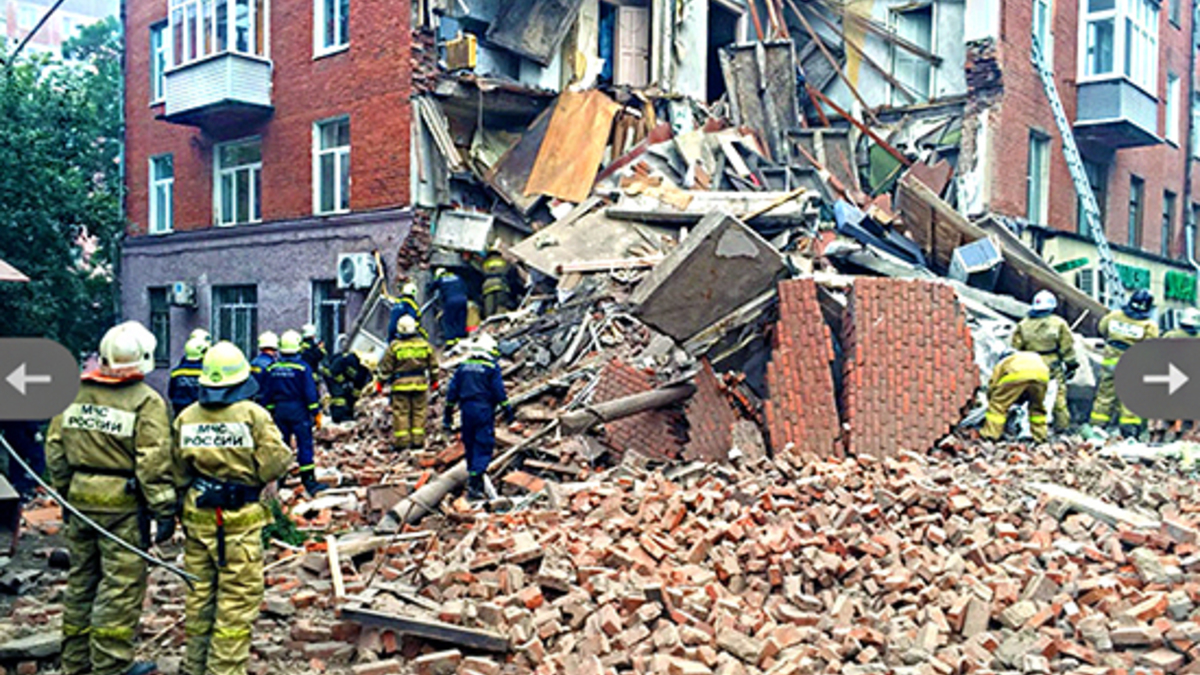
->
[172, 341, 292, 675]
[0, 420, 44, 502]
[169, 336, 208, 414]
[1090, 289, 1159, 437]
[431, 268, 469, 346]
[1150, 308, 1200, 441]
[443, 334, 513, 501]
[299, 324, 327, 378]
[45, 321, 176, 675]
[481, 247, 514, 319]
[388, 282, 426, 342]
[981, 349, 1052, 443]
[262, 330, 325, 496]
[320, 335, 371, 423]
[1011, 290, 1078, 432]
[249, 331, 279, 398]
[376, 316, 438, 450]
[190, 328, 212, 347]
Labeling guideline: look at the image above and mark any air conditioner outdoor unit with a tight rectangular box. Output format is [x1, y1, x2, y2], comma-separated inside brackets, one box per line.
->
[170, 281, 197, 308]
[338, 253, 376, 290]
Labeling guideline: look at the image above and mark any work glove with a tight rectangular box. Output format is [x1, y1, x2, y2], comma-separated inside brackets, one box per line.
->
[314, 412, 324, 429]
[375, 380, 383, 395]
[503, 404, 516, 424]
[153, 515, 176, 545]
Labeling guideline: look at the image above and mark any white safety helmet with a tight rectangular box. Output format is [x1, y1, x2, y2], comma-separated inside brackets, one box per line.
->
[471, 333, 498, 358]
[301, 323, 318, 339]
[1031, 290, 1057, 313]
[396, 315, 419, 335]
[99, 321, 157, 376]
[258, 331, 279, 351]
[1182, 308, 1200, 329]
[189, 328, 212, 346]
[401, 282, 418, 297]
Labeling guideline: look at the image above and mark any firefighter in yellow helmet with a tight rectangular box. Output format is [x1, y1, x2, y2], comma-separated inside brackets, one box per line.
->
[1090, 289, 1159, 438]
[45, 321, 176, 675]
[376, 315, 438, 451]
[173, 341, 292, 675]
[1011, 290, 1078, 431]
[981, 349, 1052, 443]
[481, 246, 514, 318]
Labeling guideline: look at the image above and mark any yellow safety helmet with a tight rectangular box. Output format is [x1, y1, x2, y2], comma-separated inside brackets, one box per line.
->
[99, 321, 157, 376]
[279, 330, 303, 354]
[258, 331, 280, 351]
[396, 315, 418, 335]
[189, 328, 212, 346]
[401, 282, 418, 297]
[200, 341, 251, 387]
[184, 336, 209, 360]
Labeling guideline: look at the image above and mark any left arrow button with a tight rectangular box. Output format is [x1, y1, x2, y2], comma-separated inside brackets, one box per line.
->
[6, 363, 54, 396]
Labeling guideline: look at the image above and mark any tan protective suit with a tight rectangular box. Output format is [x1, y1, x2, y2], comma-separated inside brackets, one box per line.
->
[1091, 309, 1159, 427]
[173, 400, 292, 675]
[45, 374, 176, 675]
[981, 351, 1051, 443]
[1012, 313, 1078, 430]
[377, 335, 438, 450]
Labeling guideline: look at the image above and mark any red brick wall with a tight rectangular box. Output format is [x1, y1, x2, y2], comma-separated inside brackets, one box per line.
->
[124, 0, 413, 236]
[763, 279, 842, 458]
[988, 0, 1194, 258]
[591, 360, 684, 462]
[840, 279, 979, 457]
[682, 360, 739, 464]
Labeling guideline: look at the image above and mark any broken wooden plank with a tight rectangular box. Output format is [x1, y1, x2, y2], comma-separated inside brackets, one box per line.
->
[787, 0, 880, 126]
[326, 534, 345, 600]
[341, 606, 511, 652]
[524, 90, 621, 203]
[1024, 481, 1160, 530]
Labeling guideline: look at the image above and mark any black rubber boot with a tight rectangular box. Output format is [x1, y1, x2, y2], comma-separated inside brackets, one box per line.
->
[125, 661, 159, 675]
[301, 470, 328, 496]
[467, 473, 485, 501]
[1119, 424, 1141, 440]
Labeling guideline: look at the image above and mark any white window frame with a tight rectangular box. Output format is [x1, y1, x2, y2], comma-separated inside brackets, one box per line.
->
[313, 0, 349, 57]
[168, 0, 269, 69]
[1166, 72, 1181, 145]
[214, 137, 263, 227]
[150, 23, 169, 103]
[1078, 0, 1158, 93]
[17, 6, 37, 31]
[149, 155, 175, 235]
[313, 117, 350, 215]
[1033, 0, 1054, 64]
[1027, 132, 1051, 226]
[889, 4, 935, 105]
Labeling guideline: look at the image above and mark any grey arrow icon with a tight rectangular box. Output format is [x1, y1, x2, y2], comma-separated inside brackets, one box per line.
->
[7, 363, 54, 395]
[1142, 363, 1189, 395]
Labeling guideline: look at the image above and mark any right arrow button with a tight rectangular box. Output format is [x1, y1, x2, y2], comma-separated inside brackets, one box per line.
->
[1143, 362, 1190, 396]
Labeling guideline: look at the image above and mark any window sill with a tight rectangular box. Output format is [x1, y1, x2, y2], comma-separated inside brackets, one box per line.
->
[314, 208, 351, 217]
[313, 44, 349, 61]
[216, 220, 263, 228]
[148, 229, 173, 236]
[149, 99, 165, 108]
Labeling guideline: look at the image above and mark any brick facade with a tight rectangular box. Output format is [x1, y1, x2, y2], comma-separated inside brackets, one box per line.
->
[763, 279, 842, 458]
[840, 279, 979, 457]
[123, 0, 413, 236]
[682, 360, 739, 464]
[591, 360, 685, 462]
[983, 0, 1199, 259]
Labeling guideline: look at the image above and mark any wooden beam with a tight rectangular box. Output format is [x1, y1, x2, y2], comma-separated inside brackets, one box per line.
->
[341, 607, 511, 652]
[808, 87, 910, 166]
[801, 4, 922, 103]
[326, 535, 345, 601]
[786, 0, 881, 126]
[746, 0, 765, 41]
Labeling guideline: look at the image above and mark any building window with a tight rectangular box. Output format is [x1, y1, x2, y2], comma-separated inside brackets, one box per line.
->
[890, 5, 933, 104]
[1129, 175, 1144, 248]
[149, 155, 174, 235]
[212, 285, 257, 357]
[1027, 132, 1050, 225]
[1169, 0, 1180, 26]
[150, 23, 169, 103]
[315, 0, 348, 54]
[1078, 158, 1108, 237]
[149, 288, 171, 367]
[17, 5, 37, 31]
[1082, 0, 1157, 92]
[169, 0, 266, 67]
[312, 281, 346, 348]
[1167, 73, 1181, 144]
[1033, 0, 1053, 60]
[1163, 191, 1177, 258]
[314, 117, 350, 214]
[215, 138, 262, 226]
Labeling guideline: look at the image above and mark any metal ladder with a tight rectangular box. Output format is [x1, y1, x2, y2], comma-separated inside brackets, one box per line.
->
[1030, 37, 1127, 308]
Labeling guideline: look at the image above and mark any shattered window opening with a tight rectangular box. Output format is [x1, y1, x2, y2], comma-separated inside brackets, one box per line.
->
[149, 288, 171, 367]
[890, 4, 933, 104]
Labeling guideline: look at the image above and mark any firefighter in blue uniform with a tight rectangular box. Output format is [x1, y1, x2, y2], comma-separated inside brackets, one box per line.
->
[249, 331, 279, 400]
[388, 282, 427, 342]
[262, 330, 326, 496]
[169, 336, 208, 414]
[430, 268, 469, 346]
[299, 324, 327, 380]
[443, 334, 513, 501]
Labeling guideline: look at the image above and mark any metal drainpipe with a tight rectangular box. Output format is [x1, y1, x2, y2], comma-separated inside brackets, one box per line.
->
[1186, 1, 1200, 276]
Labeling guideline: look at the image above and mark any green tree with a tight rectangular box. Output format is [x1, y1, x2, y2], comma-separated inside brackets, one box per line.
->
[0, 17, 124, 357]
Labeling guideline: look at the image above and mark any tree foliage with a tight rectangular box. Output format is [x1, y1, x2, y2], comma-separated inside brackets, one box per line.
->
[0, 17, 123, 356]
